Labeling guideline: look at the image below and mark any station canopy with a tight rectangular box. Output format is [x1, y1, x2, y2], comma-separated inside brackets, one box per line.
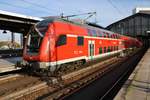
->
[0, 10, 43, 33]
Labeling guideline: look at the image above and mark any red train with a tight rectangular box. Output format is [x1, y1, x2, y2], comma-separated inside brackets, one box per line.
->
[21, 18, 142, 73]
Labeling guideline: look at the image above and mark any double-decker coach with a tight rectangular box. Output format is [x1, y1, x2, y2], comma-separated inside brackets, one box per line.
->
[21, 18, 142, 72]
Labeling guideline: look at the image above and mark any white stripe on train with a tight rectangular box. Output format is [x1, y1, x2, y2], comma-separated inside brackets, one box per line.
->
[67, 34, 122, 41]
[44, 49, 123, 66]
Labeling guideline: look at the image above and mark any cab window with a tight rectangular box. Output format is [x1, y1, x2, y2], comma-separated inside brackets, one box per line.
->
[56, 35, 67, 46]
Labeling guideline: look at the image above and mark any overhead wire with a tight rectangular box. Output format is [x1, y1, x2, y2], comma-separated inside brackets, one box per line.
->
[0, 1, 51, 14]
[21, 0, 56, 14]
[0, 0, 97, 23]
[56, 0, 87, 15]
[22, 0, 86, 17]
[107, 0, 123, 16]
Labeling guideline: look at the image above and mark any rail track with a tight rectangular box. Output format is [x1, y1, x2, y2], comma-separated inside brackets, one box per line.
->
[40, 48, 143, 100]
[0, 74, 22, 85]
[43, 58, 123, 100]
[0, 69, 22, 76]
[0, 48, 143, 100]
[99, 48, 147, 100]
[0, 56, 119, 100]
[60, 48, 146, 100]
[0, 75, 42, 98]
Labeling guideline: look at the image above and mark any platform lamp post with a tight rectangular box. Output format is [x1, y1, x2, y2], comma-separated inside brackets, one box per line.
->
[11, 31, 15, 49]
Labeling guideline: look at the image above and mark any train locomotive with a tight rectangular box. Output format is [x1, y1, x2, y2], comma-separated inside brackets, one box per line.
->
[19, 17, 142, 74]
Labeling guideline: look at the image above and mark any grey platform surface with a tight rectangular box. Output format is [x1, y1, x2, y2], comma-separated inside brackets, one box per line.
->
[114, 49, 150, 100]
[0, 57, 22, 73]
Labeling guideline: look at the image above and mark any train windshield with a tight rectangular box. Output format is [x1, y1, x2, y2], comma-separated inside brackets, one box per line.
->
[36, 22, 48, 36]
[27, 25, 47, 53]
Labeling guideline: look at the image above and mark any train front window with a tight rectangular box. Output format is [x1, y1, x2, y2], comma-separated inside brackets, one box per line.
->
[37, 27, 47, 36]
[36, 22, 48, 36]
[27, 26, 45, 53]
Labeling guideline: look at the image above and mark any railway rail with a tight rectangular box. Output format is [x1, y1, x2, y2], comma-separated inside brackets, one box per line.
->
[0, 56, 119, 100]
[60, 48, 146, 100]
[41, 48, 143, 100]
[43, 57, 123, 100]
[99, 48, 147, 100]
[0, 69, 22, 76]
[0, 48, 143, 100]
[0, 75, 42, 98]
[0, 74, 22, 85]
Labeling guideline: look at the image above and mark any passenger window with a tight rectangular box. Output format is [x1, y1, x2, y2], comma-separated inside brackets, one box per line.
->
[98, 31, 102, 37]
[114, 46, 116, 50]
[107, 46, 111, 52]
[116, 46, 118, 50]
[106, 33, 109, 38]
[99, 47, 103, 54]
[92, 30, 97, 36]
[111, 46, 113, 51]
[112, 35, 114, 39]
[104, 33, 107, 38]
[107, 35, 109, 38]
[56, 35, 67, 46]
[110, 35, 113, 38]
[116, 35, 118, 39]
[114, 35, 117, 39]
[87, 29, 92, 36]
[104, 47, 107, 53]
[77, 36, 84, 46]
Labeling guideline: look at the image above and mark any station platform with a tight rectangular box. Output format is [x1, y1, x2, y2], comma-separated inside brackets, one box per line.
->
[114, 49, 150, 100]
[0, 57, 22, 73]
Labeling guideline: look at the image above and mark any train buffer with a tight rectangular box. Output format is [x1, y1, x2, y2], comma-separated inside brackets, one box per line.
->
[0, 57, 21, 73]
[114, 49, 150, 100]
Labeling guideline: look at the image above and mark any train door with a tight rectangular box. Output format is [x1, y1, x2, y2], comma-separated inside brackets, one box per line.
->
[88, 40, 95, 60]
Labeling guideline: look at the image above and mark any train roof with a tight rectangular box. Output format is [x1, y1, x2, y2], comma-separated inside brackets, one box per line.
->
[38, 17, 104, 29]
[38, 17, 125, 38]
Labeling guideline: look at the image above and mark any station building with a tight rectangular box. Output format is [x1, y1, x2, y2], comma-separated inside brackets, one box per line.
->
[0, 10, 43, 49]
[106, 7, 150, 47]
